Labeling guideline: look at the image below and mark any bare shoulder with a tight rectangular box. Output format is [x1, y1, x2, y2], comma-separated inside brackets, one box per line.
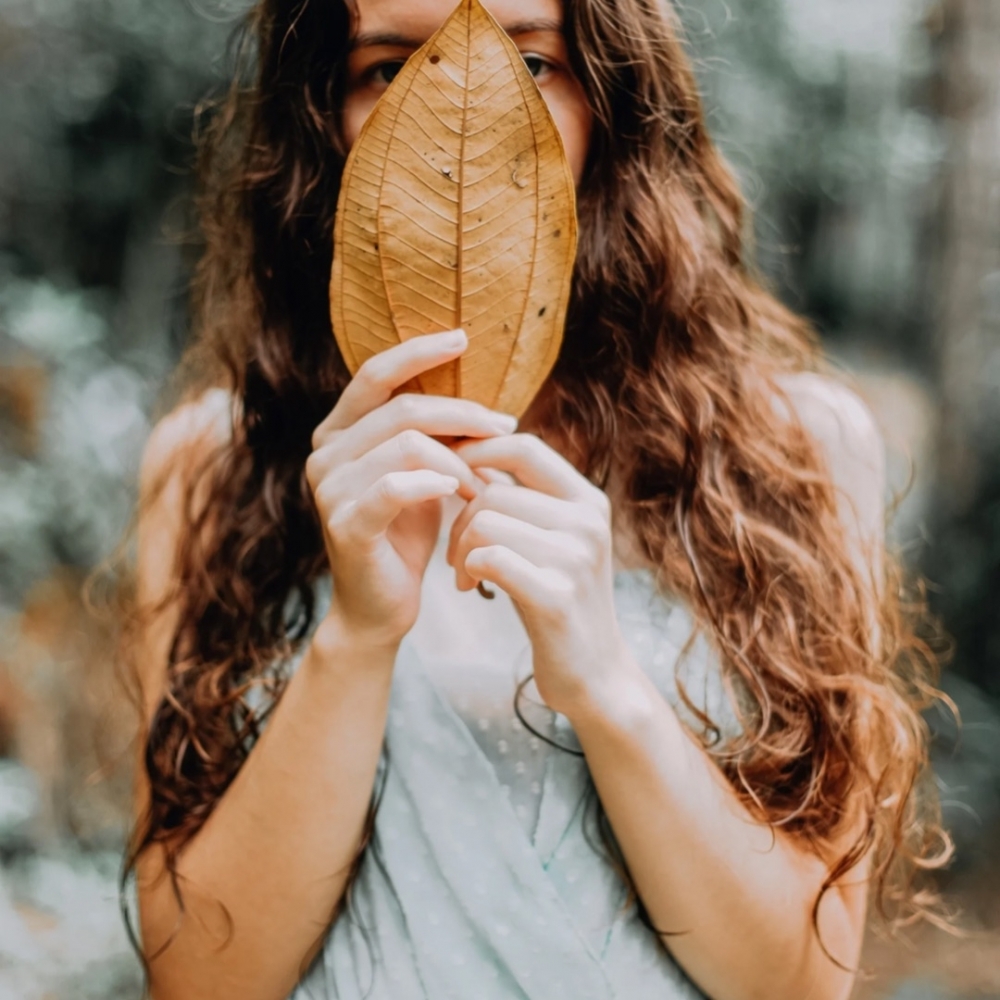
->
[139, 386, 233, 501]
[131, 390, 233, 774]
[771, 371, 882, 462]
[771, 370, 886, 547]
[136, 389, 233, 688]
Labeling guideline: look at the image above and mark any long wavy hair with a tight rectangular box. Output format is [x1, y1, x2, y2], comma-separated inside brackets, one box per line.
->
[123, 0, 952, 970]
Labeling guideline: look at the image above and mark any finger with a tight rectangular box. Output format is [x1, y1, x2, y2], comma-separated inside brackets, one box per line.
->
[452, 509, 579, 591]
[452, 434, 593, 502]
[343, 470, 460, 540]
[348, 430, 482, 502]
[446, 483, 576, 566]
[317, 393, 517, 460]
[464, 545, 568, 612]
[472, 467, 517, 486]
[317, 329, 470, 440]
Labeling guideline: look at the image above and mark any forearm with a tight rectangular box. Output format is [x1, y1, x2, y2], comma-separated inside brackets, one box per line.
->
[139, 615, 397, 1000]
[568, 659, 867, 1000]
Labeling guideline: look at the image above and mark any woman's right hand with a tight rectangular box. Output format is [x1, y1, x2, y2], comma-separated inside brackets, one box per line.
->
[306, 328, 518, 651]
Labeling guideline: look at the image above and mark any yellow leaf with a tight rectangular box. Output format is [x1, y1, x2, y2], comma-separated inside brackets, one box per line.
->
[330, 0, 578, 416]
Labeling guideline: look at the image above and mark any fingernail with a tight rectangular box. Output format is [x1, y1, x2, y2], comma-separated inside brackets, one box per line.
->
[495, 413, 518, 432]
[445, 328, 467, 346]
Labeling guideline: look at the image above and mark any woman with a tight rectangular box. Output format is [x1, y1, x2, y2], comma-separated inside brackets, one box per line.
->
[126, 0, 950, 998]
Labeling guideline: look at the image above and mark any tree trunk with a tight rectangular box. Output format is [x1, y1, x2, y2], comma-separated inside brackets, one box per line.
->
[934, 0, 1000, 517]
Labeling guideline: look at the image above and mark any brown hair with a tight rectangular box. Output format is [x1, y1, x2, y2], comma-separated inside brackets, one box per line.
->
[124, 0, 952, 967]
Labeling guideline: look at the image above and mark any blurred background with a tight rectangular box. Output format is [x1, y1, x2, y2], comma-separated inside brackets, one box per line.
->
[0, 0, 997, 996]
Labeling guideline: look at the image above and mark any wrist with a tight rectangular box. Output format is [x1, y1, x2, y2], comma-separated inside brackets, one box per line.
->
[562, 651, 663, 738]
[311, 610, 401, 673]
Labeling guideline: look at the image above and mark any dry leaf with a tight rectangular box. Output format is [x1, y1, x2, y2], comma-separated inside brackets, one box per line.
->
[330, 0, 578, 416]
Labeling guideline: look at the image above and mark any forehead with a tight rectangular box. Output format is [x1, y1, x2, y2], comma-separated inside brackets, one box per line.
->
[351, 0, 564, 37]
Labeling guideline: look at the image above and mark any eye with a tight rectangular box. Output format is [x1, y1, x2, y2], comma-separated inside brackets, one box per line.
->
[521, 53, 554, 80]
[370, 60, 405, 86]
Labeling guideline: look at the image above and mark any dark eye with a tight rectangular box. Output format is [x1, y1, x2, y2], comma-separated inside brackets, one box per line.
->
[521, 54, 553, 80]
[372, 60, 405, 86]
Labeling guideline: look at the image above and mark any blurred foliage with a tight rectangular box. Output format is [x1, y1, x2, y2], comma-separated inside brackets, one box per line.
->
[0, 0, 232, 617]
[684, 0, 947, 361]
[0, 0, 998, 996]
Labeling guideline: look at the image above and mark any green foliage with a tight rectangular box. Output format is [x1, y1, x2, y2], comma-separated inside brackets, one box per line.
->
[0, 0, 234, 609]
[681, 0, 946, 359]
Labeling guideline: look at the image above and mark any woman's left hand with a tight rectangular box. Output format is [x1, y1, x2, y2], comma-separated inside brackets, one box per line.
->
[447, 432, 631, 718]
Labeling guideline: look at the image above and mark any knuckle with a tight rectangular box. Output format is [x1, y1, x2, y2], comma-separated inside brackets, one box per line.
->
[394, 428, 425, 461]
[357, 356, 391, 393]
[565, 537, 594, 572]
[480, 482, 502, 506]
[313, 479, 338, 514]
[474, 544, 502, 565]
[467, 509, 495, 543]
[523, 432, 547, 454]
[591, 488, 612, 521]
[538, 573, 573, 616]
[553, 569, 575, 595]
[307, 440, 341, 487]
[391, 392, 422, 422]
[311, 421, 340, 453]
[377, 471, 403, 500]
[304, 451, 322, 489]
[326, 502, 355, 544]
[579, 505, 610, 544]
[480, 481, 513, 509]
[552, 572, 576, 604]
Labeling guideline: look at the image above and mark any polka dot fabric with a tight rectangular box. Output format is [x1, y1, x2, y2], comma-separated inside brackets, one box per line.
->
[285, 568, 731, 999]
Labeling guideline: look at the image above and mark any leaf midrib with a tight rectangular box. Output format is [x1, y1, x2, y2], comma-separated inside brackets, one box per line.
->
[455, 0, 474, 398]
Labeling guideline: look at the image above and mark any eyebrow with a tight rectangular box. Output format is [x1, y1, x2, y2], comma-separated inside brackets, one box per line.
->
[350, 19, 562, 50]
